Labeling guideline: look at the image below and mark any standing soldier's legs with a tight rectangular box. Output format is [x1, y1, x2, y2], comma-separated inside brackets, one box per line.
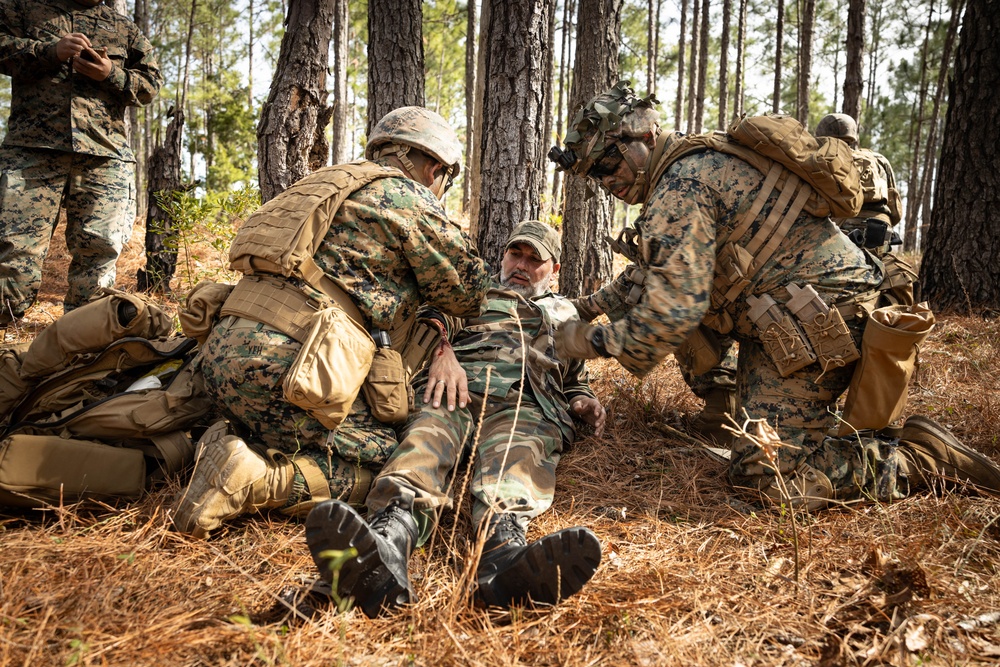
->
[0, 148, 70, 322]
[62, 156, 134, 311]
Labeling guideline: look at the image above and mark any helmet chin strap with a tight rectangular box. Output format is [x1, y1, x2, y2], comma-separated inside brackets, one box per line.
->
[614, 139, 651, 204]
[372, 144, 417, 178]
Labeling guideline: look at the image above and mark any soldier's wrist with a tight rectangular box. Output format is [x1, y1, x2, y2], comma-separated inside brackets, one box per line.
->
[589, 326, 613, 358]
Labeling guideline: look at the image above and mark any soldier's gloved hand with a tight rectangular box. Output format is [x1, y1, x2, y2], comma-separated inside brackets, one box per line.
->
[556, 321, 607, 360]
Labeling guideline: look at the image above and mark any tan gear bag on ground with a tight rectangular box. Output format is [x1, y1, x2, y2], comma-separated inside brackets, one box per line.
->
[838, 303, 936, 435]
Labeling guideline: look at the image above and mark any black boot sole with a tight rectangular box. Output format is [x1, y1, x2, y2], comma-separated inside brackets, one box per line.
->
[305, 500, 412, 618]
[475, 526, 602, 608]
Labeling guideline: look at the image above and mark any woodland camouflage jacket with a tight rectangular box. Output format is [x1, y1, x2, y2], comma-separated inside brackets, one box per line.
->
[0, 0, 162, 161]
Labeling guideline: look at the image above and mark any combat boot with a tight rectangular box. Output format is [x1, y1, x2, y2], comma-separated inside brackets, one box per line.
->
[691, 387, 739, 447]
[474, 513, 602, 608]
[305, 498, 418, 618]
[171, 422, 294, 539]
[895, 415, 1000, 492]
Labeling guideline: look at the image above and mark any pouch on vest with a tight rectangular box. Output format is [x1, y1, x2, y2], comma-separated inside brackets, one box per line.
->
[361, 347, 411, 425]
[746, 293, 817, 377]
[676, 324, 724, 376]
[0, 434, 145, 508]
[282, 306, 376, 429]
[838, 303, 935, 435]
[19, 289, 173, 379]
[179, 280, 236, 345]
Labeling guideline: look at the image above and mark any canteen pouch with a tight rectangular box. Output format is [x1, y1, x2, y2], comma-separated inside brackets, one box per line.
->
[676, 324, 724, 377]
[282, 306, 376, 430]
[838, 303, 936, 435]
[0, 434, 145, 508]
[361, 347, 411, 425]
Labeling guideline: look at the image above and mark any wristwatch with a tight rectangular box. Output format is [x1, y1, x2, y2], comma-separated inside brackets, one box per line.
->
[589, 326, 613, 358]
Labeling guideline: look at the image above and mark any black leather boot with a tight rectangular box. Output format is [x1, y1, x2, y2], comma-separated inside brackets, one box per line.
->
[474, 513, 602, 608]
[305, 498, 418, 618]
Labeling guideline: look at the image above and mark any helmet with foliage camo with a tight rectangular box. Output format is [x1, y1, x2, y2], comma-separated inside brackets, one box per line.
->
[548, 81, 660, 177]
[366, 106, 463, 184]
[814, 113, 860, 148]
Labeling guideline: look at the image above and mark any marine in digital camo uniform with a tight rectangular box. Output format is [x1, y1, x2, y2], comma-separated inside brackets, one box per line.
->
[0, 0, 162, 323]
[814, 112, 917, 306]
[304, 221, 606, 618]
[171, 107, 491, 539]
[549, 81, 1000, 509]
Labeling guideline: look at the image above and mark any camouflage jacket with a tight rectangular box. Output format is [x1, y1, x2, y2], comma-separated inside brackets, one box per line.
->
[597, 146, 883, 378]
[0, 0, 162, 160]
[427, 281, 595, 444]
[304, 168, 491, 334]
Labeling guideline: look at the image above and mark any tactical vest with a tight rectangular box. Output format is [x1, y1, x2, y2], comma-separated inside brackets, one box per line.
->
[841, 148, 902, 227]
[641, 114, 866, 334]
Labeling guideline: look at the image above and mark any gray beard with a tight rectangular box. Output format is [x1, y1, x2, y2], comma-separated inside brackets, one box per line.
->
[500, 271, 546, 298]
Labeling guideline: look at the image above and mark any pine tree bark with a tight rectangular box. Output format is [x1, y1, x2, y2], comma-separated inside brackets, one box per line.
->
[686, 0, 699, 133]
[773, 0, 784, 113]
[843, 0, 865, 120]
[330, 0, 351, 164]
[470, 0, 554, 267]
[675, 0, 687, 128]
[695, 0, 709, 130]
[920, 0, 1000, 314]
[463, 0, 477, 213]
[734, 0, 746, 117]
[257, 0, 335, 202]
[796, 0, 815, 125]
[718, 0, 731, 129]
[560, 0, 622, 298]
[367, 0, 424, 136]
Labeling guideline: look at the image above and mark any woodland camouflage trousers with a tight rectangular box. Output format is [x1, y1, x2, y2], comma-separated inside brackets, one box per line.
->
[366, 383, 565, 546]
[0, 147, 135, 320]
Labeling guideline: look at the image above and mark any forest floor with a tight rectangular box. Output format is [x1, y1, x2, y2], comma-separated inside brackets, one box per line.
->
[1, 220, 999, 666]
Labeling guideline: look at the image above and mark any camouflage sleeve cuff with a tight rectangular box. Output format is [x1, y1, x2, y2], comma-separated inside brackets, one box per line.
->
[104, 64, 128, 93]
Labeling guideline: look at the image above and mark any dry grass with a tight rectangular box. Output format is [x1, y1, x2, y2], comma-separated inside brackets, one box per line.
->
[2, 222, 999, 666]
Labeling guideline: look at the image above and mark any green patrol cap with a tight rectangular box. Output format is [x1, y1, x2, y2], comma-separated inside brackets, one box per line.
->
[506, 220, 561, 263]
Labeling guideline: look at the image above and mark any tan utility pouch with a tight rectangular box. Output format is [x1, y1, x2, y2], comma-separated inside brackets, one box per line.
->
[747, 293, 817, 376]
[786, 284, 860, 376]
[877, 253, 918, 308]
[838, 303, 936, 435]
[676, 324, 724, 376]
[179, 280, 236, 344]
[361, 347, 411, 425]
[0, 343, 31, 419]
[282, 306, 375, 430]
[0, 434, 145, 508]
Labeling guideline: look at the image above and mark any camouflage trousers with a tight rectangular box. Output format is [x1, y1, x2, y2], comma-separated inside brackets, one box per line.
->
[366, 384, 564, 546]
[680, 336, 738, 397]
[199, 316, 397, 506]
[727, 313, 912, 503]
[0, 147, 135, 320]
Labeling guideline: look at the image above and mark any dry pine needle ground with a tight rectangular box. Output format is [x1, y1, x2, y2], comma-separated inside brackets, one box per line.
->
[1, 224, 998, 666]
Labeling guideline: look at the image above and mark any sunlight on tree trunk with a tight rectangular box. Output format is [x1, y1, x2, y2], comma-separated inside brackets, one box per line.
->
[367, 0, 424, 136]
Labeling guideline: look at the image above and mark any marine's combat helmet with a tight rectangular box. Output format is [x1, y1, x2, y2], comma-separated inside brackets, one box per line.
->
[815, 113, 860, 148]
[366, 106, 463, 185]
[548, 81, 660, 177]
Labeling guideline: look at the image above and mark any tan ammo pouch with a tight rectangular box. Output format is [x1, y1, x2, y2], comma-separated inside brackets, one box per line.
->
[19, 289, 173, 379]
[282, 305, 376, 430]
[676, 324, 724, 376]
[0, 434, 145, 508]
[361, 347, 411, 425]
[786, 284, 860, 377]
[179, 280, 236, 344]
[747, 293, 817, 376]
[838, 302, 936, 435]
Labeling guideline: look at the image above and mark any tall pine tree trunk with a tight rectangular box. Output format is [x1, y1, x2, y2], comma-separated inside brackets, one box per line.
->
[903, 0, 936, 251]
[796, 0, 815, 125]
[560, 0, 623, 298]
[367, 0, 424, 136]
[257, 0, 335, 202]
[718, 0, 731, 129]
[686, 0, 700, 133]
[920, 0, 999, 313]
[470, 0, 554, 266]
[773, 0, 784, 113]
[734, 0, 746, 117]
[330, 0, 350, 164]
[675, 0, 687, 128]
[463, 0, 477, 214]
[843, 0, 865, 120]
[551, 0, 575, 215]
[695, 0, 709, 130]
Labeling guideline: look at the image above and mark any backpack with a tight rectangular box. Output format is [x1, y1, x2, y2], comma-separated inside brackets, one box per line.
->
[0, 290, 215, 509]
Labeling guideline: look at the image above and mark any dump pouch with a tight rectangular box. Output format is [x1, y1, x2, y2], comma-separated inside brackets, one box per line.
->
[361, 347, 411, 425]
[282, 306, 376, 429]
[838, 303, 936, 435]
[0, 434, 146, 508]
[179, 280, 236, 345]
[19, 289, 173, 379]
[676, 324, 724, 376]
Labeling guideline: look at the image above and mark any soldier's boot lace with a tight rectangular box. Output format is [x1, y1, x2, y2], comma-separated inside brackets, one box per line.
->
[171, 421, 294, 539]
[892, 415, 1000, 493]
[474, 513, 602, 608]
[305, 497, 418, 618]
[692, 387, 739, 447]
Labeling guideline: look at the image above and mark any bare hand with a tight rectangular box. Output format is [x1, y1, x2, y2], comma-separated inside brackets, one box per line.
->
[56, 33, 92, 61]
[571, 396, 607, 437]
[423, 345, 469, 411]
[72, 45, 112, 81]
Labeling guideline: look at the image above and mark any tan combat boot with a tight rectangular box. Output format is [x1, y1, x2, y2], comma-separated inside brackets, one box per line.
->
[896, 415, 1000, 493]
[692, 388, 739, 446]
[171, 423, 295, 539]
